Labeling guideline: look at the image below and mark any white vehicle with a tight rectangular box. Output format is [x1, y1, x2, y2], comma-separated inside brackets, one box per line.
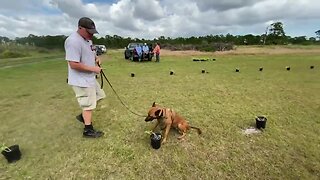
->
[95, 45, 107, 55]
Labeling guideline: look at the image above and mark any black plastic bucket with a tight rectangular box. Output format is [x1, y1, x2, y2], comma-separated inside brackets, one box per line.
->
[256, 116, 267, 129]
[286, 66, 290, 71]
[201, 69, 206, 73]
[170, 71, 174, 75]
[150, 132, 162, 149]
[131, 73, 135, 77]
[1, 145, 21, 163]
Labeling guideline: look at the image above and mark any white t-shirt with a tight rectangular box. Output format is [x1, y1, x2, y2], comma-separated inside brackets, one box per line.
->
[65, 32, 96, 87]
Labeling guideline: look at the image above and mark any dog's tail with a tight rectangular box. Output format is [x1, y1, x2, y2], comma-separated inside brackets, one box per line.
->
[190, 126, 202, 135]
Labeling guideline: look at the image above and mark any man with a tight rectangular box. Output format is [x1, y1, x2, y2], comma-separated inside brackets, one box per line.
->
[135, 45, 142, 61]
[64, 17, 106, 138]
[153, 42, 160, 62]
[142, 43, 149, 60]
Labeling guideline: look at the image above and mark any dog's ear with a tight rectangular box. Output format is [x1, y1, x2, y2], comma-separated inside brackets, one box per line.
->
[152, 102, 156, 107]
[155, 109, 163, 117]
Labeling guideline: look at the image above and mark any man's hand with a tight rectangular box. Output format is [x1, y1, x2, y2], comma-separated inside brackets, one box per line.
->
[95, 56, 101, 66]
[92, 66, 102, 74]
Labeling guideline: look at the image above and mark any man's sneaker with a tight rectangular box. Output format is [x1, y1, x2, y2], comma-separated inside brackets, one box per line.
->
[83, 129, 104, 138]
[76, 114, 84, 124]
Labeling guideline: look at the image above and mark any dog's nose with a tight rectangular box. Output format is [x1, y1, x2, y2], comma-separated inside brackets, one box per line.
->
[145, 117, 151, 122]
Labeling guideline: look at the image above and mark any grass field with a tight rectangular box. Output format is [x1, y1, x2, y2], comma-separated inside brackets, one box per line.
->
[0, 46, 319, 179]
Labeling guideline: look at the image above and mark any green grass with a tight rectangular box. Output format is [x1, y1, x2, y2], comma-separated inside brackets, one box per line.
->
[0, 47, 319, 179]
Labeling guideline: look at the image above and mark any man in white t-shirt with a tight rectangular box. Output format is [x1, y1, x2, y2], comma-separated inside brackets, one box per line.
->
[65, 17, 106, 138]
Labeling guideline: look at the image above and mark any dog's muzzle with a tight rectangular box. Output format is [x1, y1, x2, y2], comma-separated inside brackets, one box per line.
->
[145, 116, 154, 122]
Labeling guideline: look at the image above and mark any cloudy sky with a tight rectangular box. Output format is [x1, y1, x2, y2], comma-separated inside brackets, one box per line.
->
[0, 0, 319, 39]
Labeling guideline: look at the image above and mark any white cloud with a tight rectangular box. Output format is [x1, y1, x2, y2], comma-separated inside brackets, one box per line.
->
[108, 0, 139, 31]
[0, 0, 319, 39]
[50, 0, 108, 19]
[132, 0, 165, 21]
[194, 0, 261, 11]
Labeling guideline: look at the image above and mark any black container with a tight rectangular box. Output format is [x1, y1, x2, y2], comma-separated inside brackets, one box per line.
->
[150, 132, 162, 149]
[1, 145, 21, 163]
[235, 68, 240, 72]
[131, 73, 135, 77]
[256, 116, 267, 129]
[259, 67, 263, 71]
[201, 69, 206, 73]
[170, 71, 174, 75]
[310, 66, 314, 69]
[286, 66, 290, 71]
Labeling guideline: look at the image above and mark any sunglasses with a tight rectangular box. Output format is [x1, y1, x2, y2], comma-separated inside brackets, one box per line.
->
[80, 27, 94, 35]
[85, 28, 94, 35]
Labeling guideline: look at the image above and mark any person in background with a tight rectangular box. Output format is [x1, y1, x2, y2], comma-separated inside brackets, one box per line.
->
[64, 17, 106, 138]
[135, 45, 142, 61]
[153, 42, 160, 62]
[142, 43, 149, 60]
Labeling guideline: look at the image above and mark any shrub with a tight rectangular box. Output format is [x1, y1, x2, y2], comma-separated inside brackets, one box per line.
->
[212, 42, 235, 51]
[196, 44, 216, 52]
[37, 48, 50, 53]
[0, 50, 28, 58]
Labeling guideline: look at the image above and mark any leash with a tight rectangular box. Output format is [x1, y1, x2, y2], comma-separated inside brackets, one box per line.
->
[98, 65, 146, 117]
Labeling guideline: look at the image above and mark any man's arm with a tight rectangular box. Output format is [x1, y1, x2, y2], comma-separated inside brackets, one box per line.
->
[68, 61, 101, 74]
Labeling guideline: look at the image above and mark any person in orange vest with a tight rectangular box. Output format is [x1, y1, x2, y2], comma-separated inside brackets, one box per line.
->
[153, 42, 161, 62]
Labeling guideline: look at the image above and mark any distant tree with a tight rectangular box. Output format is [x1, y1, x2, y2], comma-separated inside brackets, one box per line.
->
[243, 34, 261, 45]
[0, 36, 10, 44]
[225, 33, 234, 43]
[269, 22, 286, 36]
[7, 29, 319, 51]
[15, 34, 66, 49]
[315, 30, 320, 40]
[309, 37, 317, 42]
[290, 36, 309, 45]
[267, 22, 287, 45]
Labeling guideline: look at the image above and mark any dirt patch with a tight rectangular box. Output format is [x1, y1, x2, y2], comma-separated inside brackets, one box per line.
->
[242, 127, 262, 135]
[161, 50, 213, 56]
[161, 46, 320, 57]
[215, 46, 320, 55]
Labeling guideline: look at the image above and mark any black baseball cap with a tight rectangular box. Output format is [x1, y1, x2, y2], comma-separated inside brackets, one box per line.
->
[78, 17, 98, 34]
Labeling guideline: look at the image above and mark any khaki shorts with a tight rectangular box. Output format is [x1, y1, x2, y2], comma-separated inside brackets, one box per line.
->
[72, 80, 106, 110]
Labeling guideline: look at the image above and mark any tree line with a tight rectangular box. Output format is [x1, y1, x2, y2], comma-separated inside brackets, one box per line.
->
[1, 22, 320, 51]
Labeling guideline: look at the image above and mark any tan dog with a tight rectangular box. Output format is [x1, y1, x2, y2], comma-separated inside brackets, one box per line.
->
[145, 102, 202, 144]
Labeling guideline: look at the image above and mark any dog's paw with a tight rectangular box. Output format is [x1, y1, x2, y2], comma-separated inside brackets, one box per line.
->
[177, 136, 186, 141]
[177, 133, 186, 140]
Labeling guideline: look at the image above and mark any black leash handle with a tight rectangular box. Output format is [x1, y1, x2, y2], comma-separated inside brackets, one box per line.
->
[98, 65, 146, 117]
